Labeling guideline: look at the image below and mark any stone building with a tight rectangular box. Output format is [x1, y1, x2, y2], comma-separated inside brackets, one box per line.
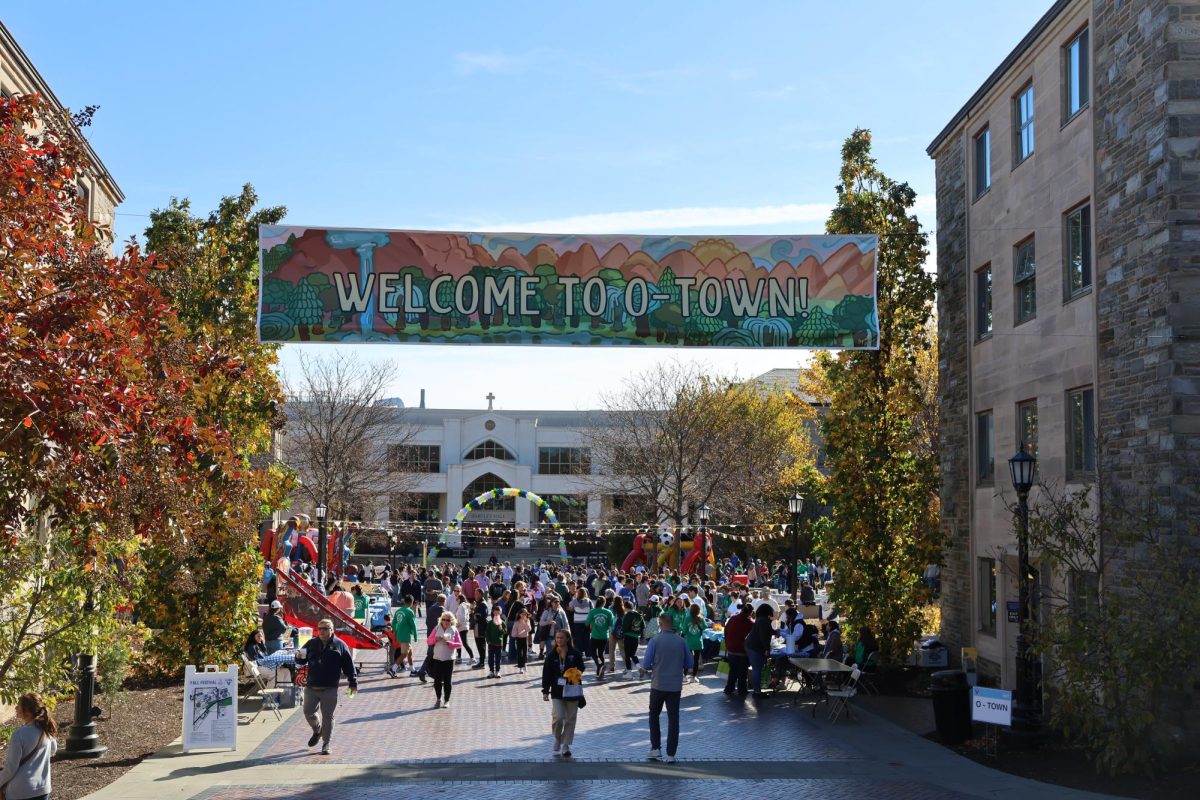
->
[929, 0, 1198, 689]
[0, 20, 123, 244]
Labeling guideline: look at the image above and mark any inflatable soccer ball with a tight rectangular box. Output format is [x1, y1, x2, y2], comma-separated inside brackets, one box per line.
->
[658, 530, 675, 547]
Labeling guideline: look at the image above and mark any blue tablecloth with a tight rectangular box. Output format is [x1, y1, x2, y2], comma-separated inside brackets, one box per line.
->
[702, 629, 725, 642]
[368, 602, 390, 628]
[257, 650, 297, 668]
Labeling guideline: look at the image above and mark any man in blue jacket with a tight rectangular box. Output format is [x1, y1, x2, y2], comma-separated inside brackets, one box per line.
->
[640, 612, 693, 763]
[295, 618, 357, 755]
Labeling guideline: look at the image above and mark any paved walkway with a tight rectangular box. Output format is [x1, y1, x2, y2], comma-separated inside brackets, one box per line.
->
[82, 649, 1118, 800]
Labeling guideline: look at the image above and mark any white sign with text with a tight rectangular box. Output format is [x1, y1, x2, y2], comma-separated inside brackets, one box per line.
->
[971, 686, 1012, 726]
[182, 664, 239, 752]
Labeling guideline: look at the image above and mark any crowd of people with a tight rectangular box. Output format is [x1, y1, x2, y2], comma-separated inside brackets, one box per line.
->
[261, 553, 878, 762]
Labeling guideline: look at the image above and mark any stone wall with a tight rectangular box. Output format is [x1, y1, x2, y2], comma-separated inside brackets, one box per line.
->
[1092, 0, 1200, 741]
[1094, 0, 1200, 549]
[934, 134, 973, 661]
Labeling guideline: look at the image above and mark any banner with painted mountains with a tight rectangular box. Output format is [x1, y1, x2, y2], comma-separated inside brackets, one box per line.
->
[257, 227, 878, 349]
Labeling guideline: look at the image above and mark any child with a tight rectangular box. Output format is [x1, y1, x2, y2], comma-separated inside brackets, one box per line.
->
[512, 608, 533, 673]
[485, 605, 507, 678]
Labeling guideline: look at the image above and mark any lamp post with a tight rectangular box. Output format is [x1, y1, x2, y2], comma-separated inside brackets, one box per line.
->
[387, 531, 397, 576]
[62, 591, 106, 759]
[788, 493, 804, 602]
[315, 502, 328, 592]
[1008, 446, 1040, 735]
[696, 503, 710, 582]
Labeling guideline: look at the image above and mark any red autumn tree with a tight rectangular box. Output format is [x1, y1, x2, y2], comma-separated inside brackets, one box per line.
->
[0, 93, 272, 695]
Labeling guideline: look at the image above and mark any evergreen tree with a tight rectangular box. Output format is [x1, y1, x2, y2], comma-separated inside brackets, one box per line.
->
[811, 129, 940, 665]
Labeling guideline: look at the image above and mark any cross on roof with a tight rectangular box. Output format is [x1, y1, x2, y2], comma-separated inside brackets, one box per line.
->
[486, 392, 495, 410]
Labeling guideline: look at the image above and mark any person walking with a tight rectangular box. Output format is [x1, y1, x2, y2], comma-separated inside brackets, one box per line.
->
[568, 588, 593, 652]
[295, 618, 357, 755]
[585, 596, 615, 680]
[471, 589, 490, 670]
[455, 597, 474, 665]
[683, 603, 709, 683]
[536, 596, 567, 660]
[412, 593, 446, 683]
[619, 598, 644, 675]
[485, 604, 507, 678]
[512, 608, 533, 673]
[722, 603, 754, 696]
[640, 613, 692, 763]
[744, 603, 776, 698]
[541, 629, 587, 759]
[427, 611, 462, 708]
[389, 596, 418, 676]
[0, 692, 58, 800]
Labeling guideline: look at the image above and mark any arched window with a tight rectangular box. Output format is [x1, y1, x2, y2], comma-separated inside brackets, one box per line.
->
[462, 473, 515, 510]
[464, 439, 516, 461]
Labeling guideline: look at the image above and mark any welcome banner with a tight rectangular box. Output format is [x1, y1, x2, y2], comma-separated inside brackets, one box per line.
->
[257, 226, 878, 349]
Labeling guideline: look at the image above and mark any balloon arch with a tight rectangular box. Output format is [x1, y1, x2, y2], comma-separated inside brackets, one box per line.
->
[443, 487, 567, 556]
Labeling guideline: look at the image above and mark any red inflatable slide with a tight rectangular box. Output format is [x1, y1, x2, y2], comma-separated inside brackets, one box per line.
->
[276, 567, 382, 650]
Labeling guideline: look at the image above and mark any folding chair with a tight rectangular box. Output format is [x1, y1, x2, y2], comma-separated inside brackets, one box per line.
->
[827, 666, 861, 723]
[858, 651, 880, 695]
[241, 656, 284, 721]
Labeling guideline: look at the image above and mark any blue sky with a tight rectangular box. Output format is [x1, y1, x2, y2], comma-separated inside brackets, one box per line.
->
[5, 1, 1050, 410]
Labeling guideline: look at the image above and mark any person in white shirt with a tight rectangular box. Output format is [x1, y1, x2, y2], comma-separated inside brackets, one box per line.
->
[502, 563, 514, 584]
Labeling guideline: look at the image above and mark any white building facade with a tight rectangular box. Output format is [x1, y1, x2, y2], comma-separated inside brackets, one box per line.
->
[383, 403, 602, 530]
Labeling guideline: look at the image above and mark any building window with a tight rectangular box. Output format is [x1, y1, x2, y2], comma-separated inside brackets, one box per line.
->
[1067, 386, 1096, 477]
[389, 444, 440, 473]
[1065, 203, 1092, 297]
[1017, 399, 1039, 462]
[462, 473, 515, 510]
[974, 127, 991, 198]
[978, 557, 997, 635]
[538, 447, 591, 475]
[464, 439, 515, 461]
[390, 492, 441, 522]
[1065, 28, 1090, 119]
[543, 494, 589, 525]
[977, 410, 994, 484]
[975, 265, 992, 340]
[1014, 84, 1034, 163]
[1014, 237, 1036, 324]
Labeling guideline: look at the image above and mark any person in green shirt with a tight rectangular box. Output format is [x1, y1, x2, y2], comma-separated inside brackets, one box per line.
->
[668, 596, 690, 636]
[683, 603, 710, 682]
[389, 597, 418, 677]
[585, 596, 616, 679]
[352, 585, 369, 619]
[485, 605, 507, 678]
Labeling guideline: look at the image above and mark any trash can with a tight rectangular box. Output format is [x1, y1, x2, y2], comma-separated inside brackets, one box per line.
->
[930, 669, 971, 744]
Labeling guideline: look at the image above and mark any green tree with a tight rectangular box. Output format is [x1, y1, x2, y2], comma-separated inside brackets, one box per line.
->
[138, 186, 293, 673]
[809, 129, 939, 665]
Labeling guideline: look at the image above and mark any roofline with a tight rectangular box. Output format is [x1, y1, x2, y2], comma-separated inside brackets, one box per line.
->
[926, 0, 1074, 157]
[0, 20, 124, 203]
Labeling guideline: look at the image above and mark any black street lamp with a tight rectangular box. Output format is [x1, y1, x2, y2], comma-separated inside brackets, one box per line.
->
[62, 592, 106, 759]
[1008, 446, 1040, 734]
[696, 504, 710, 582]
[788, 492, 804, 602]
[387, 530, 397, 576]
[315, 502, 328, 592]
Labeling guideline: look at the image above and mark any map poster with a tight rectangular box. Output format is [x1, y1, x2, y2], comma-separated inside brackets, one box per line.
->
[258, 227, 879, 349]
[182, 665, 238, 752]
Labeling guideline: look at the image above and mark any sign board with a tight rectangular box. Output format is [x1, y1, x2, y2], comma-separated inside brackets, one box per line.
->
[971, 686, 1013, 726]
[1006, 601, 1020, 623]
[257, 226, 878, 349]
[182, 665, 238, 752]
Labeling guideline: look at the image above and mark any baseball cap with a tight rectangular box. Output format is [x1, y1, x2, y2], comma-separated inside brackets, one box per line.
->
[270, 600, 283, 609]
[649, 594, 660, 603]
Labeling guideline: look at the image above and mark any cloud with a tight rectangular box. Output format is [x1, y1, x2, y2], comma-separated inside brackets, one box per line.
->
[454, 50, 545, 75]
[474, 203, 834, 234]
[751, 84, 798, 100]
